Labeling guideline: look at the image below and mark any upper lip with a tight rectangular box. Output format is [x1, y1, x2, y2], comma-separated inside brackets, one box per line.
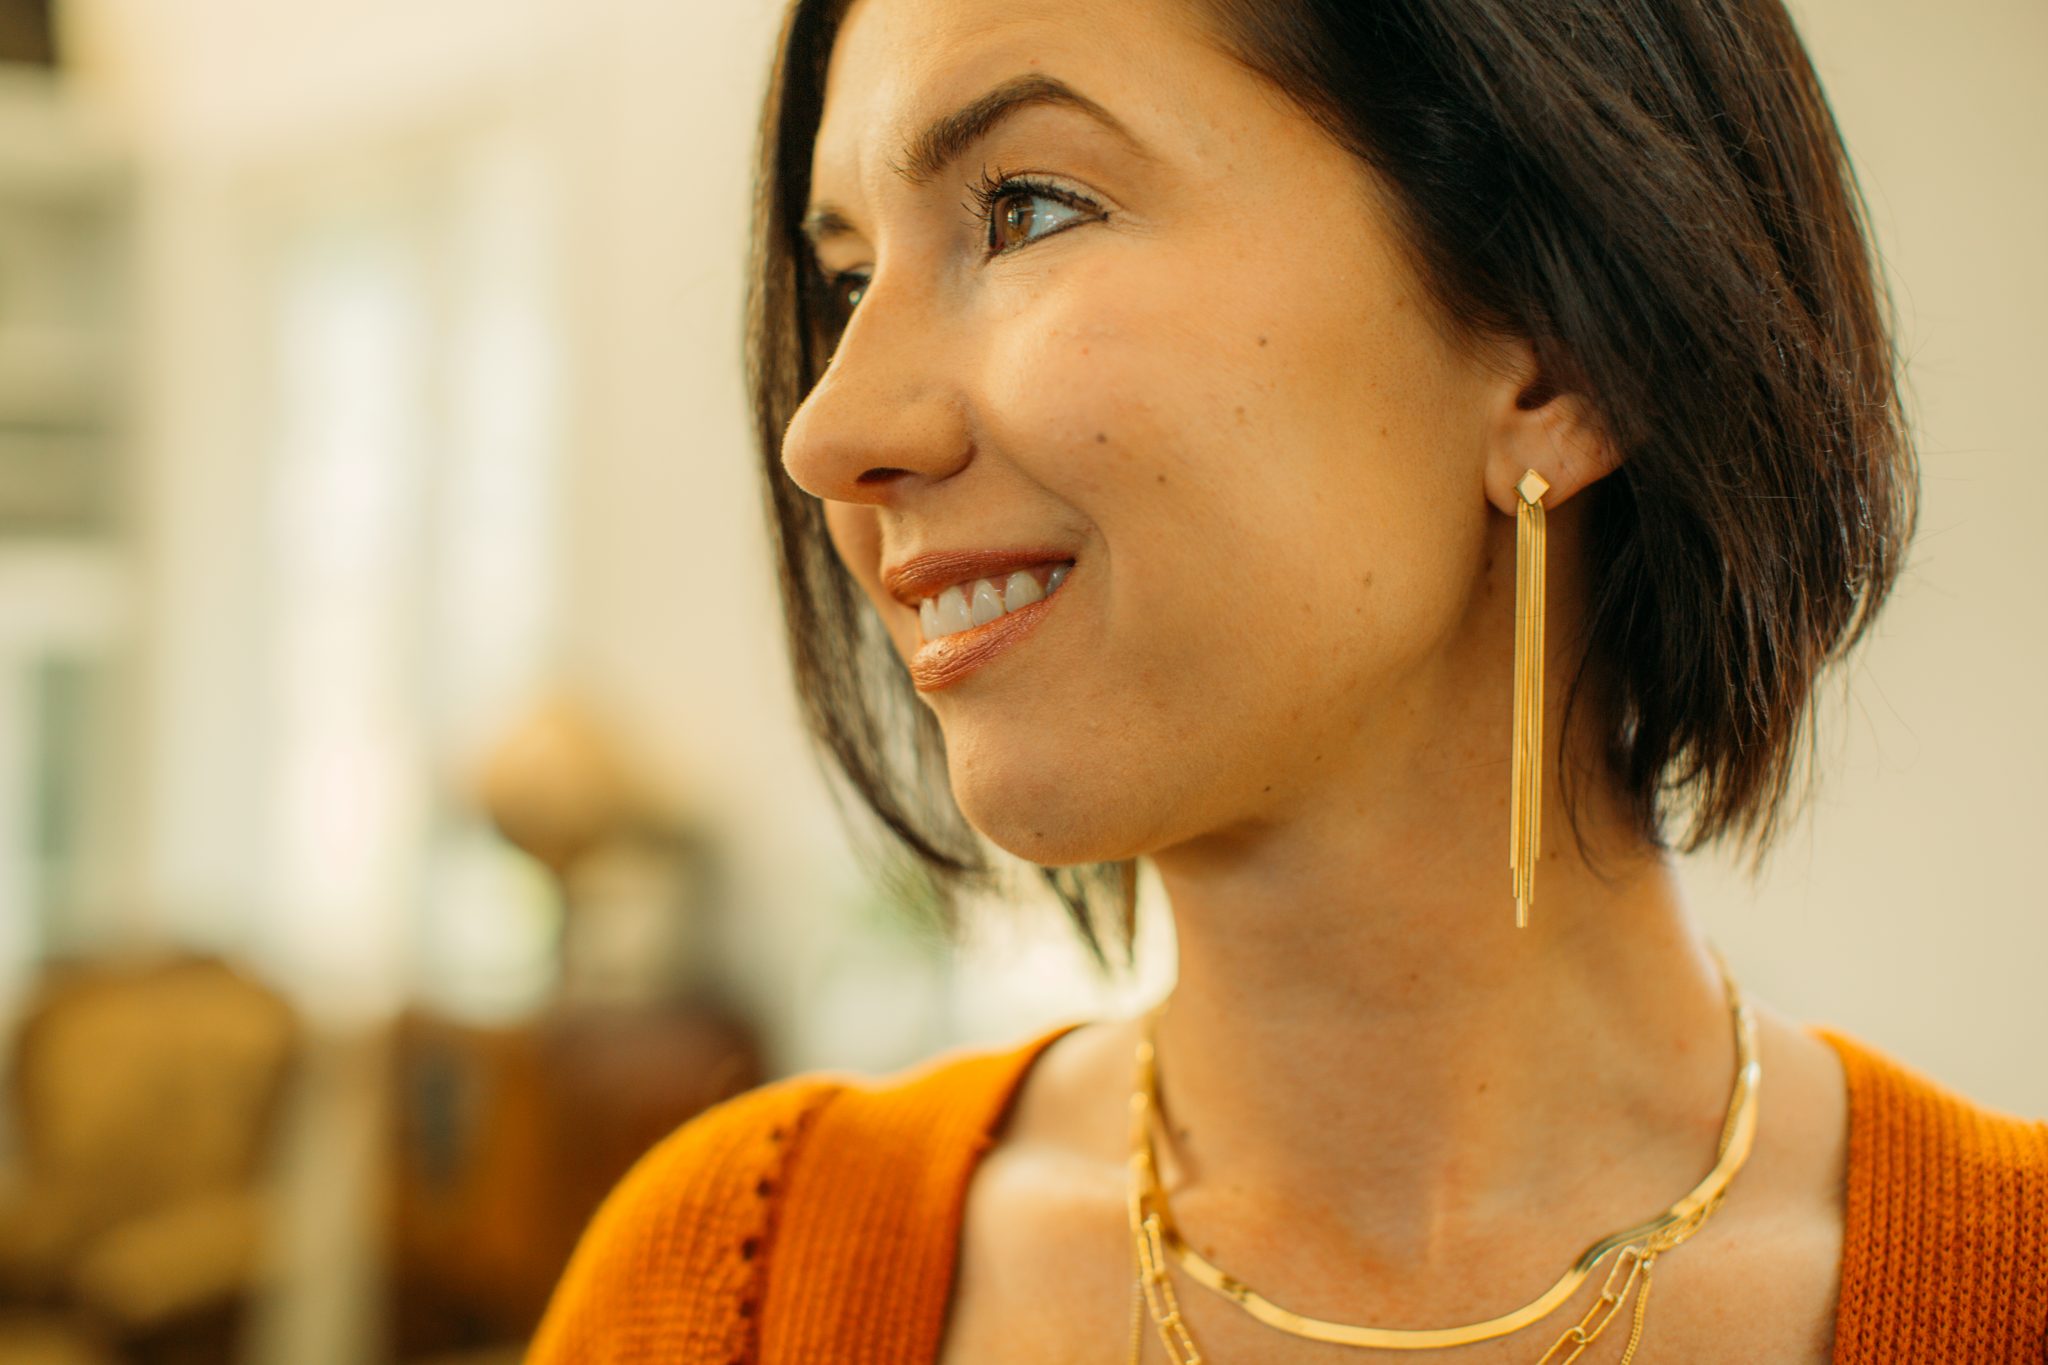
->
[881, 548, 1075, 609]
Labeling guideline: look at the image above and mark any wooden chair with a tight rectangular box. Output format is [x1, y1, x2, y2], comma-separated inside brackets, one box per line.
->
[0, 954, 299, 1364]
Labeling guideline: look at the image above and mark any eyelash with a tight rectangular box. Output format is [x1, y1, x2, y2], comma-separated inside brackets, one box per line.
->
[963, 164, 1102, 257]
[818, 166, 1103, 319]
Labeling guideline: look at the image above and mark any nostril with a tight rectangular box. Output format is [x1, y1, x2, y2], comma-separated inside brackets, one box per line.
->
[855, 467, 912, 485]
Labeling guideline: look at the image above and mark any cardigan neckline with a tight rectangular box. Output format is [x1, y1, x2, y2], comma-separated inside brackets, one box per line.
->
[910, 1015, 1880, 1363]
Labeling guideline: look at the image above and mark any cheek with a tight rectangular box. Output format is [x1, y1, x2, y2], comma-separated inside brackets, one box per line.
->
[974, 235, 1483, 689]
[977, 246, 1369, 562]
[975, 313, 1324, 726]
[976, 267, 1224, 522]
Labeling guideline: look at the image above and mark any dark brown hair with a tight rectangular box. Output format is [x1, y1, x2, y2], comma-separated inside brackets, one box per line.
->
[742, 0, 1917, 974]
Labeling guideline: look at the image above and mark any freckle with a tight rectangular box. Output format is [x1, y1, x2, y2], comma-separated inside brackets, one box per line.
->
[1235, 406, 1246, 424]
[1096, 432, 1107, 443]
[1156, 474, 1166, 484]
[1262, 784, 1272, 793]
[1257, 335, 1268, 347]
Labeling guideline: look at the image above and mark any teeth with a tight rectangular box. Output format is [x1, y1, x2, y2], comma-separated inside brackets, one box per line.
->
[970, 579, 1005, 626]
[929, 589, 966, 642]
[917, 562, 1071, 642]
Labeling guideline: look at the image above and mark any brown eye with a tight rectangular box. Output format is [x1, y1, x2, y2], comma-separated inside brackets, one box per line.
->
[968, 172, 1101, 258]
[991, 193, 1041, 252]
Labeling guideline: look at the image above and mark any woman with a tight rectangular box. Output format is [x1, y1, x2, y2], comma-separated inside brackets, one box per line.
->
[530, 0, 2047, 1361]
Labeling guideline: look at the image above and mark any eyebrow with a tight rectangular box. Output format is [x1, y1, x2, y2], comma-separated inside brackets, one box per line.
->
[800, 73, 1146, 251]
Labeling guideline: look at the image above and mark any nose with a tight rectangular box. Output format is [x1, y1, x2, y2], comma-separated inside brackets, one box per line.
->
[779, 275, 973, 505]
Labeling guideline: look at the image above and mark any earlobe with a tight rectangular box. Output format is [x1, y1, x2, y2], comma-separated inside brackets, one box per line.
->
[1484, 364, 1623, 517]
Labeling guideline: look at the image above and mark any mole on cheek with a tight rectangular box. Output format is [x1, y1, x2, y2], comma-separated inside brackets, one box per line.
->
[1096, 432, 1108, 443]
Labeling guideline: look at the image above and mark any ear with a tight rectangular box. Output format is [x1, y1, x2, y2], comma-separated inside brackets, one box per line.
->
[1481, 336, 1623, 516]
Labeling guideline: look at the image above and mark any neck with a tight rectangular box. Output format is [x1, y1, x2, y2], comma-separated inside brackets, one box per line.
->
[1143, 773, 1740, 1272]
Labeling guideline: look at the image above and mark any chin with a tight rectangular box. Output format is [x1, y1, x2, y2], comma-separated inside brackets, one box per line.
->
[947, 749, 1155, 869]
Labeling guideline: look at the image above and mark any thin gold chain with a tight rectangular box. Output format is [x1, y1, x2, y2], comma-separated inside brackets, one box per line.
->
[1125, 959, 1756, 1363]
[1130, 1234, 1148, 1362]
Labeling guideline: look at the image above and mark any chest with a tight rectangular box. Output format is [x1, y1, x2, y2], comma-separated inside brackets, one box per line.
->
[932, 1156, 1844, 1365]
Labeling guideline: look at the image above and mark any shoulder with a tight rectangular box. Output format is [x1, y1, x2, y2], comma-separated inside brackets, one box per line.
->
[1817, 1023, 2048, 1193]
[526, 1069, 846, 1364]
[752, 1021, 1087, 1355]
[527, 1020, 1083, 1364]
[1813, 1025, 2048, 1363]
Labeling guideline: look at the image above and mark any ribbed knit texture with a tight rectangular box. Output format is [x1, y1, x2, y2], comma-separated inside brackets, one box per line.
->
[1814, 1026, 2048, 1362]
[521, 1072, 845, 1364]
[528, 1021, 2047, 1364]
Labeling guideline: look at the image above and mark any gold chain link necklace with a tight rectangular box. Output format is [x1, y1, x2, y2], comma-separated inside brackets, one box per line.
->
[1123, 963, 1759, 1363]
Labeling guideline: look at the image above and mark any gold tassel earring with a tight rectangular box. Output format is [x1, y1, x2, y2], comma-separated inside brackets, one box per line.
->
[1510, 468, 1549, 928]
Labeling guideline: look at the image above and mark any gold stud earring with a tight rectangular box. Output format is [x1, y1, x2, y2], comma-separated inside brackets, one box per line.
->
[1510, 468, 1550, 928]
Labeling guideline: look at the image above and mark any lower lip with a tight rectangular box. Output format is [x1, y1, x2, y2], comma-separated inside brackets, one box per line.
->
[908, 581, 1067, 692]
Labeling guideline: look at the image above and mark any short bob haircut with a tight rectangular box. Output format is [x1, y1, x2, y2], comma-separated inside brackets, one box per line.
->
[742, 0, 1917, 973]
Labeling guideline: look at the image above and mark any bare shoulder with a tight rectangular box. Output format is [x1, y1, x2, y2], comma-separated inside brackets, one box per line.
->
[936, 1016, 1139, 1365]
[1639, 999, 1848, 1363]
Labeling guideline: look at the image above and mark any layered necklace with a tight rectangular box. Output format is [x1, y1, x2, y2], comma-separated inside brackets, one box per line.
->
[1123, 965, 1759, 1363]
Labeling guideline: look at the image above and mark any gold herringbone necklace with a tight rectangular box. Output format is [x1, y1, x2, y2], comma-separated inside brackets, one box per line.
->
[1124, 964, 1759, 1363]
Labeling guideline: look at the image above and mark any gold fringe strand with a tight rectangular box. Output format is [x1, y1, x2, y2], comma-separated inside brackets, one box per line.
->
[1510, 469, 1549, 928]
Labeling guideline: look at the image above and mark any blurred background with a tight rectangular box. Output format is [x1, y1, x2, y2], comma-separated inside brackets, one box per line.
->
[0, 0, 2038, 1361]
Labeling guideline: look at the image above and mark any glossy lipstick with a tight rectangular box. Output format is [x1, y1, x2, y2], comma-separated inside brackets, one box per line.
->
[883, 550, 1074, 692]
[909, 592, 1061, 691]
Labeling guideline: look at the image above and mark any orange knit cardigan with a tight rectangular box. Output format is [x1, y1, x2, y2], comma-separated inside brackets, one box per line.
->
[527, 1021, 2048, 1364]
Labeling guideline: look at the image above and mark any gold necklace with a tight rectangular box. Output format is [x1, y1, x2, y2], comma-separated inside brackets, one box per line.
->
[1124, 962, 1759, 1363]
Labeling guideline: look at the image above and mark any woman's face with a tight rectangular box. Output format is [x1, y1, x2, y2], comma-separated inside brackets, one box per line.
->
[783, 0, 1535, 868]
